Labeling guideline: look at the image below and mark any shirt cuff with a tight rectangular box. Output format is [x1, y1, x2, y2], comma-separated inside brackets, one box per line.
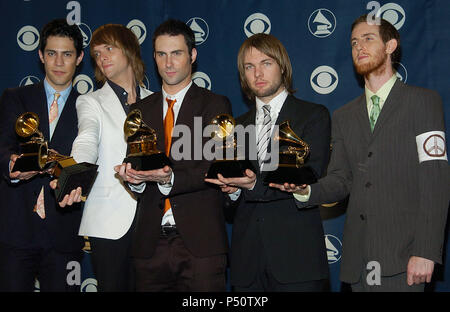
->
[129, 182, 146, 193]
[228, 188, 241, 201]
[293, 185, 311, 202]
[157, 172, 174, 195]
[8, 160, 19, 183]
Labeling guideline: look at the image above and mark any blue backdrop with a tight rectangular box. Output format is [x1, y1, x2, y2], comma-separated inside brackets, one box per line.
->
[0, 0, 449, 292]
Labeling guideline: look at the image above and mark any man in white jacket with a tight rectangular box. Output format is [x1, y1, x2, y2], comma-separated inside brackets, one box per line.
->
[56, 24, 152, 291]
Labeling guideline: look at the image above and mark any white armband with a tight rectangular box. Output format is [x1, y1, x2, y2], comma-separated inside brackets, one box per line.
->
[416, 131, 447, 163]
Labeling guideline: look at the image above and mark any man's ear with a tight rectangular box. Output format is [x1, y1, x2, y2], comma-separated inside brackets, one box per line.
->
[190, 48, 197, 64]
[38, 49, 45, 64]
[76, 50, 84, 66]
[385, 38, 398, 56]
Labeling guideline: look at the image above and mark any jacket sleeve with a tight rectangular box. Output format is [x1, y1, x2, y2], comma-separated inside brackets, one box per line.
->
[410, 90, 449, 264]
[70, 94, 102, 164]
[246, 104, 332, 203]
[166, 95, 233, 197]
[0, 89, 24, 181]
[296, 109, 353, 208]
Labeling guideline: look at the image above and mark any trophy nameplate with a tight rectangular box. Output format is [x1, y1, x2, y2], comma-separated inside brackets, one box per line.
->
[263, 120, 317, 185]
[123, 109, 171, 171]
[206, 114, 255, 179]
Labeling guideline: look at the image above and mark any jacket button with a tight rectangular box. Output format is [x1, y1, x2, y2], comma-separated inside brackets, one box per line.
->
[360, 214, 365, 220]
[365, 182, 372, 188]
[368, 152, 372, 157]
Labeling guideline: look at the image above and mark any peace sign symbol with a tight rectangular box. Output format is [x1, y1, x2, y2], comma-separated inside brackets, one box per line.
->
[423, 134, 446, 157]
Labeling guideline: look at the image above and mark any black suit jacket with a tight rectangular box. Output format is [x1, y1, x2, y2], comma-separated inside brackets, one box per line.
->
[0, 82, 83, 252]
[229, 94, 331, 285]
[131, 83, 232, 258]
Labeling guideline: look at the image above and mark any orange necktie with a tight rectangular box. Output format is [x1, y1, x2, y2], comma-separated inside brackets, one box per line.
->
[163, 98, 176, 214]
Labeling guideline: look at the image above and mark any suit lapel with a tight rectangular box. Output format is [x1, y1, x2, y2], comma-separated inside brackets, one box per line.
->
[353, 94, 372, 145]
[370, 79, 404, 140]
[238, 106, 259, 174]
[33, 82, 50, 141]
[50, 88, 78, 144]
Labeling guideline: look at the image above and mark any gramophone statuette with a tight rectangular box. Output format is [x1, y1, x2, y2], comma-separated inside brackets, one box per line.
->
[12, 112, 98, 202]
[123, 109, 171, 171]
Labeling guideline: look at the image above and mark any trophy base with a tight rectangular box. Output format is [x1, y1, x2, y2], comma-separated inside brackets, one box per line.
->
[124, 153, 171, 171]
[206, 160, 256, 179]
[54, 162, 99, 202]
[12, 155, 41, 172]
[263, 165, 317, 185]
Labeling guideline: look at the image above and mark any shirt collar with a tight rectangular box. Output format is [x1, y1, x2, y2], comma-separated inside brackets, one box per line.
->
[107, 79, 141, 106]
[43, 78, 72, 107]
[255, 89, 288, 117]
[365, 74, 397, 109]
[162, 81, 192, 104]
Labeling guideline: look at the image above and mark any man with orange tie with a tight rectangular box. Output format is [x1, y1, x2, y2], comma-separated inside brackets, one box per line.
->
[115, 19, 232, 291]
[0, 19, 84, 291]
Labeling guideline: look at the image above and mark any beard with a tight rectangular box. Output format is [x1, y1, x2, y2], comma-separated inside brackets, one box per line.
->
[353, 48, 388, 76]
[251, 78, 284, 99]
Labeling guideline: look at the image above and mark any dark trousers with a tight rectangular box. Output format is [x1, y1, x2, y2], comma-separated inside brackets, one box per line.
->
[89, 221, 135, 292]
[133, 233, 227, 292]
[0, 241, 82, 292]
[351, 269, 425, 292]
[232, 228, 328, 292]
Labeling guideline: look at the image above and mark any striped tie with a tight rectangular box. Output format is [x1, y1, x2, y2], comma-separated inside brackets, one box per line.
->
[369, 95, 380, 132]
[33, 92, 61, 219]
[257, 104, 271, 167]
[163, 98, 176, 215]
[49, 92, 60, 139]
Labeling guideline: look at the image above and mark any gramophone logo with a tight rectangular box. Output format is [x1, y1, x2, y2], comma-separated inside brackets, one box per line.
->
[308, 8, 336, 38]
[17, 25, 40, 51]
[192, 71, 211, 90]
[127, 19, 147, 44]
[394, 62, 408, 83]
[244, 13, 271, 37]
[376, 3, 406, 30]
[73, 74, 94, 95]
[187, 17, 209, 45]
[325, 234, 342, 264]
[19, 75, 40, 87]
[77, 23, 92, 48]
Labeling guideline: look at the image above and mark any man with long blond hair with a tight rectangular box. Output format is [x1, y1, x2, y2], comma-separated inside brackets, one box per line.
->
[56, 24, 152, 291]
[206, 33, 331, 291]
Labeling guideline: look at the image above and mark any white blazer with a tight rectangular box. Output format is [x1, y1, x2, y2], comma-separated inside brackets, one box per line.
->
[71, 81, 153, 239]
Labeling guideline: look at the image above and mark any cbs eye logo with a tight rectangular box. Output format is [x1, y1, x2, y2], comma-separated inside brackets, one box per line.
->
[17, 25, 40, 51]
[73, 74, 94, 94]
[244, 13, 271, 37]
[192, 71, 211, 90]
[81, 278, 98, 292]
[187, 17, 209, 45]
[127, 19, 147, 45]
[376, 3, 406, 30]
[310, 65, 338, 95]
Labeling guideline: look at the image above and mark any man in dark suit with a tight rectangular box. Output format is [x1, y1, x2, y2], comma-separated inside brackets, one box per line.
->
[206, 33, 331, 291]
[276, 15, 449, 291]
[115, 19, 232, 291]
[0, 19, 85, 291]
